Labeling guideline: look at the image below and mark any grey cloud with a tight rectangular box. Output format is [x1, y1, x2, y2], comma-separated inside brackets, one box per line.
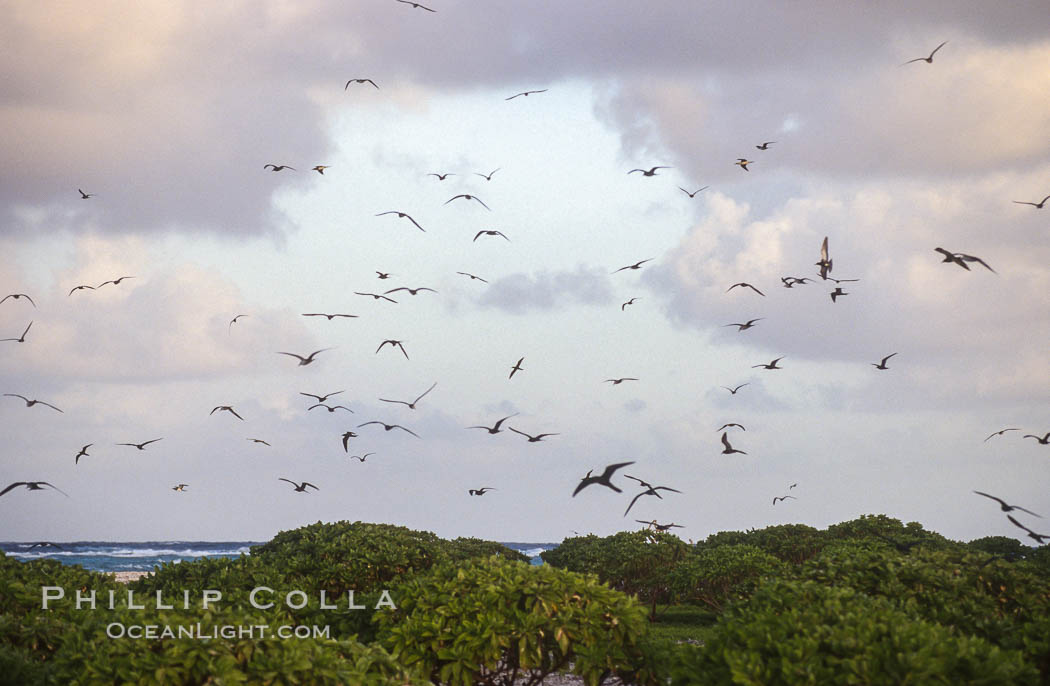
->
[477, 265, 614, 314]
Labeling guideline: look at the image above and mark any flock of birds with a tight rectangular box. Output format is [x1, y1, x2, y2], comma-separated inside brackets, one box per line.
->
[2, 23, 1048, 548]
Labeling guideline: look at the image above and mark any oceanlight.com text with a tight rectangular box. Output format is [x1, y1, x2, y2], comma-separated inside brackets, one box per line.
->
[105, 623, 330, 640]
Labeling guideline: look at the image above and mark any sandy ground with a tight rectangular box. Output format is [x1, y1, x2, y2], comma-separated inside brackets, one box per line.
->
[110, 571, 151, 583]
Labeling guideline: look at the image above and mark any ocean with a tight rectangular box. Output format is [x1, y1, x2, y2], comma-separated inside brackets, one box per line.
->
[0, 540, 559, 573]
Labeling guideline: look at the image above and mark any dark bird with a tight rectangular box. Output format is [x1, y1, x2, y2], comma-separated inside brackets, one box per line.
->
[828, 277, 860, 284]
[723, 318, 763, 331]
[77, 188, 94, 199]
[229, 314, 248, 331]
[475, 168, 501, 180]
[1, 293, 35, 307]
[264, 164, 295, 171]
[276, 349, 332, 366]
[679, 186, 708, 197]
[308, 403, 353, 413]
[902, 40, 948, 65]
[468, 414, 518, 434]
[445, 194, 491, 210]
[395, 0, 436, 10]
[357, 421, 420, 438]
[457, 271, 488, 283]
[345, 78, 378, 90]
[505, 89, 547, 100]
[1012, 195, 1050, 209]
[721, 432, 747, 455]
[384, 286, 437, 296]
[727, 282, 764, 296]
[755, 142, 776, 150]
[612, 258, 654, 274]
[509, 357, 525, 379]
[376, 211, 425, 232]
[752, 357, 784, 370]
[379, 382, 436, 410]
[621, 297, 640, 311]
[97, 276, 135, 287]
[772, 495, 797, 505]
[312, 166, 331, 174]
[468, 487, 496, 496]
[1006, 515, 1049, 544]
[4, 394, 62, 412]
[376, 272, 393, 279]
[428, 172, 455, 180]
[604, 377, 638, 385]
[722, 383, 750, 394]
[572, 461, 635, 496]
[781, 277, 812, 288]
[172, 484, 188, 492]
[830, 287, 848, 302]
[871, 353, 898, 370]
[247, 438, 271, 446]
[0, 321, 32, 343]
[68, 284, 95, 296]
[355, 292, 398, 303]
[735, 158, 753, 171]
[718, 423, 745, 431]
[1023, 432, 1050, 445]
[789, 483, 797, 489]
[983, 428, 1019, 442]
[302, 313, 359, 320]
[628, 166, 671, 177]
[341, 431, 358, 452]
[623, 475, 682, 516]
[816, 236, 832, 280]
[279, 478, 319, 493]
[349, 453, 374, 462]
[508, 427, 558, 442]
[934, 247, 970, 270]
[74, 444, 92, 464]
[300, 390, 344, 403]
[636, 520, 684, 532]
[473, 230, 509, 242]
[116, 438, 163, 450]
[954, 253, 996, 274]
[376, 339, 410, 359]
[973, 491, 1041, 518]
[210, 405, 244, 420]
[0, 481, 69, 498]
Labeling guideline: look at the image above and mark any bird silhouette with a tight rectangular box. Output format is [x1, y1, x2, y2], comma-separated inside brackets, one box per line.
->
[302, 312, 358, 320]
[116, 438, 163, 450]
[722, 383, 750, 394]
[830, 287, 848, 302]
[604, 377, 638, 385]
[735, 159, 753, 171]
[300, 390, 344, 403]
[727, 282, 764, 296]
[628, 166, 671, 176]
[97, 276, 135, 288]
[723, 318, 763, 331]
[468, 487, 496, 495]
[573, 461, 635, 496]
[395, 0, 435, 10]
[756, 141, 776, 150]
[1, 294, 35, 307]
[902, 41, 947, 65]
[1006, 515, 1049, 544]
[349, 452, 374, 462]
[473, 230, 510, 242]
[468, 414, 518, 434]
[637, 520, 685, 531]
[509, 357, 525, 379]
[621, 298, 640, 311]
[228, 314, 248, 331]
[721, 432, 747, 455]
[358, 421, 420, 438]
[752, 357, 784, 370]
[172, 484, 188, 492]
[0, 481, 69, 497]
[508, 427, 558, 442]
[341, 431, 358, 452]
[247, 438, 271, 446]
[1013, 195, 1050, 209]
[973, 491, 1041, 518]
[445, 194, 491, 210]
[355, 292, 398, 303]
[74, 444, 92, 464]
[279, 478, 318, 492]
[0, 321, 32, 343]
[679, 186, 708, 197]
[612, 258, 654, 273]
[376, 211, 425, 232]
[308, 403, 354, 413]
[379, 382, 436, 410]
[264, 164, 295, 171]
[276, 349, 332, 366]
[983, 428, 1019, 442]
[871, 353, 898, 370]
[1023, 432, 1050, 445]
[475, 168, 500, 180]
[77, 189, 94, 199]
[505, 89, 547, 100]
[457, 272, 488, 283]
[210, 405, 244, 420]
[376, 272, 393, 279]
[4, 394, 61, 412]
[384, 286, 437, 296]
[816, 236, 832, 280]
[622, 475, 682, 516]
[68, 284, 95, 296]
[772, 495, 797, 505]
[345, 78, 378, 90]
[718, 423, 745, 431]
[376, 339, 410, 359]
[312, 165, 331, 174]
[428, 172, 454, 180]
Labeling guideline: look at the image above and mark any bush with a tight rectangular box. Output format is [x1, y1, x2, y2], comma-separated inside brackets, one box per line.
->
[672, 579, 1039, 685]
[376, 555, 665, 685]
[670, 544, 787, 612]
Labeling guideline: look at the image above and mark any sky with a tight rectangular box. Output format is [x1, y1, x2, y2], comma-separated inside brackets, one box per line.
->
[1, 0, 1048, 545]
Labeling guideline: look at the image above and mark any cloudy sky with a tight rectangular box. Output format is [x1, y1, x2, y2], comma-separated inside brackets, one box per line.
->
[2, 0, 1048, 545]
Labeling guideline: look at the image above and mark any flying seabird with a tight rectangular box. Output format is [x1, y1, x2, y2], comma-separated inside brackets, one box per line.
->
[468, 487, 496, 495]
[349, 453, 374, 462]
[475, 168, 500, 180]
[341, 431, 358, 452]
[505, 89, 547, 100]
[816, 237, 832, 280]
[622, 475, 682, 516]
[276, 349, 332, 366]
[395, 0, 436, 10]
[74, 444, 92, 464]
[1, 294, 35, 307]
[375, 211, 425, 232]
[77, 189, 94, 199]
[621, 298, 639, 311]
[264, 164, 295, 171]
[468, 414, 518, 434]
[612, 258, 654, 274]
[210, 405, 244, 420]
[902, 40, 948, 65]
[428, 172, 454, 180]
[229, 314, 248, 331]
[752, 357, 784, 370]
[722, 384, 750, 394]
[983, 428, 1019, 442]
[302, 313, 359, 320]
[308, 403, 354, 413]
[973, 491, 1041, 518]
[727, 282, 764, 296]
[0, 321, 32, 343]
[1023, 432, 1050, 445]
[717, 423, 745, 431]
[572, 461, 635, 496]
[345, 78, 378, 90]
[378, 382, 436, 410]
[735, 159, 753, 171]
[628, 166, 671, 177]
[355, 292, 398, 303]
[1013, 195, 1050, 209]
[279, 478, 319, 492]
[473, 230, 510, 242]
[300, 390, 344, 403]
[723, 318, 763, 331]
[1006, 515, 1049, 544]
[97, 276, 135, 287]
[0, 481, 69, 497]
[312, 165, 331, 174]
[508, 427, 558, 442]
[3, 394, 61, 412]
[247, 438, 271, 446]
[636, 520, 684, 532]
[357, 421, 420, 438]
[954, 253, 996, 274]
[604, 377, 638, 385]
[376, 339, 410, 359]
[376, 272, 393, 279]
[679, 186, 708, 197]
[509, 357, 525, 379]
[721, 432, 747, 455]
[773, 495, 797, 505]
[384, 286, 437, 296]
[830, 287, 848, 302]
[445, 194, 491, 210]
[456, 272, 488, 283]
[172, 484, 188, 492]
[871, 353, 898, 370]
[116, 438, 163, 450]
[68, 284, 95, 296]
[756, 142, 776, 150]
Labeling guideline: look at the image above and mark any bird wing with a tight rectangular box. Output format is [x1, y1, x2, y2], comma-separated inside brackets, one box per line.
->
[600, 461, 635, 480]
[413, 383, 437, 403]
[393, 425, 420, 437]
[721, 432, 732, 450]
[623, 491, 648, 516]
[39, 482, 71, 497]
[0, 482, 28, 497]
[277, 352, 306, 362]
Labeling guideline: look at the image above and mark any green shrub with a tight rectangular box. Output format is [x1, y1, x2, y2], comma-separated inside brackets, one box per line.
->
[968, 536, 1031, 562]
[670, 544, 787, 612]
[672, 579, 1039, 685]
[445, 537, 530, 563]
[376, 555, 665, 685]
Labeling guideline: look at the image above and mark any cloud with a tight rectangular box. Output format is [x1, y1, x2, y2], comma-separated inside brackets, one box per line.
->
[477, 265, 614, 314]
